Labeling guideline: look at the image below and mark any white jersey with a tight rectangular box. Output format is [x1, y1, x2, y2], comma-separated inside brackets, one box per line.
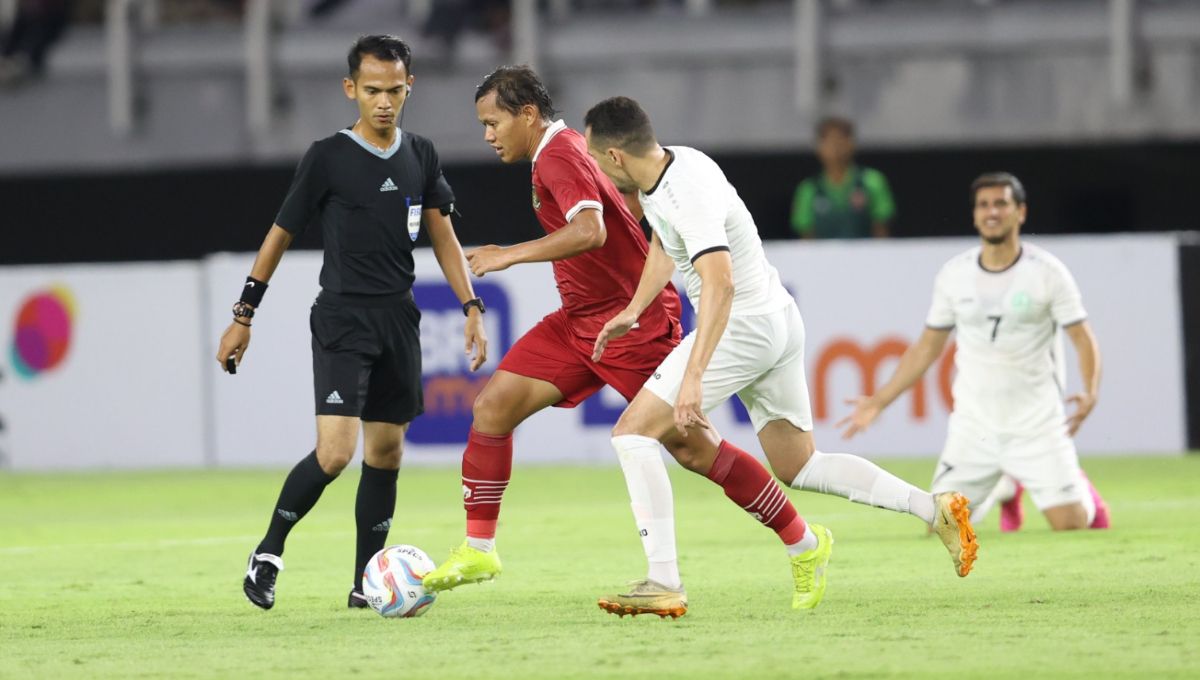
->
[926, 243, 1087, 435]
[638, 146, 792, 317]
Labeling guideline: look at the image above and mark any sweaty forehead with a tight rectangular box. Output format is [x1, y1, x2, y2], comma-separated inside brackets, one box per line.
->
[475, 92, 509, 120]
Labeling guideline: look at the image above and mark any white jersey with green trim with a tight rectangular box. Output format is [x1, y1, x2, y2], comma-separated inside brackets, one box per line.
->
[925, 243, 1088, 435]
[638, 146, 792, 318]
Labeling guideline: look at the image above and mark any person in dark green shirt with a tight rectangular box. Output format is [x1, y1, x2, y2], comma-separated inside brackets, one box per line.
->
[791, 117, 895, 239]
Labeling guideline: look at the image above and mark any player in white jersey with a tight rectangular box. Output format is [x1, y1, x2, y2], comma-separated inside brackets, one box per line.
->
[581, 96, 977, 615]
[840, 172, 1110, 532]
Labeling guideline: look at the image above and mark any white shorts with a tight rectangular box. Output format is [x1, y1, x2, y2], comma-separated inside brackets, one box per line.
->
[643, 302, 813, 433]
[930, 415, 1088, 511]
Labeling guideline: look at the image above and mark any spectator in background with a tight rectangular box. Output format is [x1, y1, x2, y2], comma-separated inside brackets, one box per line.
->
[0, 0, 72, 86]
[791, 116, 895, 239]
[421, 0, 510, 60]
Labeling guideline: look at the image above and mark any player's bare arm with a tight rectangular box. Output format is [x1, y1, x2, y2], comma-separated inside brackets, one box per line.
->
[465, 207, 606, 276]
[1063, 320, 1101, 436]
[426, 208, 488, 371]
[216, 224, 294, 373]
[592, 233, 674, 362]
[675, 249, 735, 436]
[839, 326, 950, 438]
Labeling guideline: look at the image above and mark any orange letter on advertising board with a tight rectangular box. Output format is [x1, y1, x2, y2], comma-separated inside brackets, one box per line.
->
[814, 337, 925, 421]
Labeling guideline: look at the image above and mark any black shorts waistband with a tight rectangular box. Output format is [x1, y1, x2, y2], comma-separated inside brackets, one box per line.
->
[316, 289, 414, 308]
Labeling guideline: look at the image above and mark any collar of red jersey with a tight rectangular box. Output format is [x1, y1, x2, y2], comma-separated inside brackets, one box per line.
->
[531, 119, 568, 165]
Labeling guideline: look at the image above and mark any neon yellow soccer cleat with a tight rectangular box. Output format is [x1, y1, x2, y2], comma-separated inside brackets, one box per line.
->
[422, 541, 502, 592]
[791, 523, 833, 610]
[597, 579, 688, 619]
[933, 492, 979, 577]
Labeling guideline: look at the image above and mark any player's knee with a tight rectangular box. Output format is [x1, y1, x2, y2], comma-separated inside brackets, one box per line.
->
[1049, 517, 1088, 531]
[365, 442, 402, 470]
[611, 407, 654, 439]
[472, 389, 514, 433]
[1046, 504, 1089, 531]
[611, 419, 639, 439]
[315, 443, 354, 474]
[663, 440, 709, 475]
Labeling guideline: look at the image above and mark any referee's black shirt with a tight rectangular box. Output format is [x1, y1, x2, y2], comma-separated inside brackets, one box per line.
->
[275, 128, 456, 296]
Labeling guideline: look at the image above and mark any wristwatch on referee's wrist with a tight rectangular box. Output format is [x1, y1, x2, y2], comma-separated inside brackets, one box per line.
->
[232, 301, 256, 321]
[462, 298, 486, 317]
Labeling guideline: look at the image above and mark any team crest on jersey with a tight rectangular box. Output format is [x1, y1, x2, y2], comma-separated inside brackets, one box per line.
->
[531, 186, 542, 211]
[1010, 291, 1032, 311]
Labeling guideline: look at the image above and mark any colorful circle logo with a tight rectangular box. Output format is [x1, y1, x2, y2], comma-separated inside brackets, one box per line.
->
[11, 286, 76, 380]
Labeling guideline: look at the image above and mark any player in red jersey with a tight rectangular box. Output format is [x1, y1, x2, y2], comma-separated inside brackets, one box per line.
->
[422, 67, 687, 613]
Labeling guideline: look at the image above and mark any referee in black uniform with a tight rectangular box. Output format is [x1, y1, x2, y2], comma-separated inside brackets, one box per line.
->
[217, 35, 487, 611]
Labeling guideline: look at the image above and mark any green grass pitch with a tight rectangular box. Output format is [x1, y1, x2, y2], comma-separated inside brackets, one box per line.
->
[2, 456, 1198, 679]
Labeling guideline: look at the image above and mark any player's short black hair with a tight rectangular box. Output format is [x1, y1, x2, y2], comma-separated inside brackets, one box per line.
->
[815, 116, 855, 139]
[348, 34, 412, 79]
[971, 172, 1027, 206]
[475, 65, 558, 119]
[583, 96, 657, 155]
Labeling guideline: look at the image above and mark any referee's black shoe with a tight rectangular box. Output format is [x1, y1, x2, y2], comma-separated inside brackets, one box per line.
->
[348, 588, 370, 609]
[243, 552, 283, 610]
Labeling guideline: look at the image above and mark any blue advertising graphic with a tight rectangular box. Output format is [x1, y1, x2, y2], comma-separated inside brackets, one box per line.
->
[408, 282, 511, 444]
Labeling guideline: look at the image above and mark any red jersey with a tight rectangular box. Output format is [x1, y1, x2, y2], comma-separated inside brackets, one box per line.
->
[530, 121, 681, 344]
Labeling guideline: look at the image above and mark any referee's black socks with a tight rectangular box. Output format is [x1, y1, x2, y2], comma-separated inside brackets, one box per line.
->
[354, 462, 399, 592]
[257, 450, 337, 556]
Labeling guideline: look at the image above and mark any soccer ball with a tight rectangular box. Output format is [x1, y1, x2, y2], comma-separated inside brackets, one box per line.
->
[361, 545, 437, 618]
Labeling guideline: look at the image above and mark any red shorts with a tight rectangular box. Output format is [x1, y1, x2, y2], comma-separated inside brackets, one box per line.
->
[498, 309, 680, 407]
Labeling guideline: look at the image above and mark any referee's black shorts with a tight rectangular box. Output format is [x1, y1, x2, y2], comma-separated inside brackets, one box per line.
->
[309, 290, 423, 425]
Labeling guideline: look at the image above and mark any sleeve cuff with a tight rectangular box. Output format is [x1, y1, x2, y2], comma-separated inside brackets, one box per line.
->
[690, 245, 731, 264]
[564, 200, 603, 223]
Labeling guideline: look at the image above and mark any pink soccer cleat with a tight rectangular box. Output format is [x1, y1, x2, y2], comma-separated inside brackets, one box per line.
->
[1083, 473, 1111, 529]
[999, 481, 1025, 533]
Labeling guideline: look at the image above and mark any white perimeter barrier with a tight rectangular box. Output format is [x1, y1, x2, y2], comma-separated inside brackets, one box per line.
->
[0, 262, 208, 469]
[0, 234, 1185, 469]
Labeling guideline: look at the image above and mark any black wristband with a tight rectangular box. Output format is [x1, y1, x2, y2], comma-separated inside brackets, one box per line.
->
[462, 298, 485, 316]
[240, 276, 268, 308]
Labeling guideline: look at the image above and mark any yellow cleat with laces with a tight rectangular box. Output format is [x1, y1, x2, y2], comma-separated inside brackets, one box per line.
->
[791, 523, 834, 610]
[422, 541, 502, 592]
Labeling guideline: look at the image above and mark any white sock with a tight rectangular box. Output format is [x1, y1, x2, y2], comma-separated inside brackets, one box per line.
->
[466, 537, 495, 553]
[791, 451, 936, 525]
[786, 524, 819, 556]
[612, 434, 681, 589]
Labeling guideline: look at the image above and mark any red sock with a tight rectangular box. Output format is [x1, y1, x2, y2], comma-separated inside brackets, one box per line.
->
[462, 427, 513, 539]
[707, 440, 807, 545]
